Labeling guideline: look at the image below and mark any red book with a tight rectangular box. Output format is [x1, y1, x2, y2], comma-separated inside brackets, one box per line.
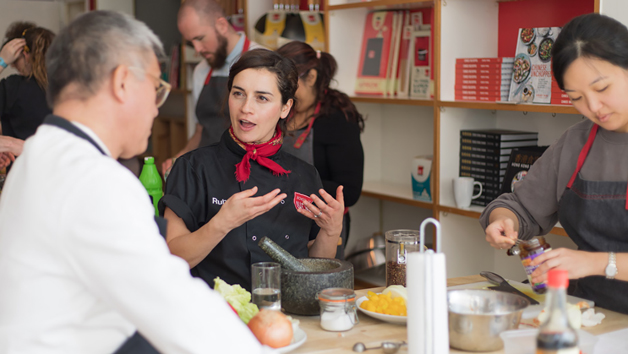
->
[455, 84, 510, 91]
[355, 11, 395, 96]
[455, 89, 509, 96]
[457, 78, 511, 86]
[456, 57, 515, 64]
[550, 99, 572, 105]
[455, 94, 505, 101]
[458, 74, 509, 80]
[457, 68, 512, 75]
[455, 63, 514, 69]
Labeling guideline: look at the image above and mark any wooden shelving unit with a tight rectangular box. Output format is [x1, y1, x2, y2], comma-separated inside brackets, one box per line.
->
[326, 0, 611, 279]
[328, 0, 433, 11]
[350, 96, 434, 106]
[439, 101, 579, 115]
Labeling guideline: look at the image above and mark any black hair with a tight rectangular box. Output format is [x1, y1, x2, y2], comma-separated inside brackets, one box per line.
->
[227, 49, 299, 132]
[553, 13, 628, 90]
[277, 41, 365, 132]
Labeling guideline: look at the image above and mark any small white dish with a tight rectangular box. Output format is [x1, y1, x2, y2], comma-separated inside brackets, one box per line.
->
[276, 327, 307, 353]
[356, 296, 407, 325]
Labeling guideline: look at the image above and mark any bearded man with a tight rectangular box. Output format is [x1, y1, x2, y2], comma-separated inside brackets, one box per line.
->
[162, 0, 264, 174]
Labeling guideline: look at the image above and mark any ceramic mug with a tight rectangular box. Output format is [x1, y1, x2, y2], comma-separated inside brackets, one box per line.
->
[453, 177, 482, 208]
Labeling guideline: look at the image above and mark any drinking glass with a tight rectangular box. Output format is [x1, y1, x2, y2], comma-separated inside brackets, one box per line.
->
[251, 262, 281, 311]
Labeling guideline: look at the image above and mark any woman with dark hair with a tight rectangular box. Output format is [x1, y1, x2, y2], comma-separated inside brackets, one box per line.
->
[480, 13, 628, 314]
[160, 49, 345, 291]
[276, 41, 364, 259]
[0, 22, 55, 141]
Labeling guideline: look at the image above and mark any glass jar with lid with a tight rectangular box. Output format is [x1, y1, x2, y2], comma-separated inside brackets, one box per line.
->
[316, 288, 359, 332]
[385, 229, 422, 287]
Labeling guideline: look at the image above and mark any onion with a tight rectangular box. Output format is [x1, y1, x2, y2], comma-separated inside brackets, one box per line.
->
[247, 309, 293, 348]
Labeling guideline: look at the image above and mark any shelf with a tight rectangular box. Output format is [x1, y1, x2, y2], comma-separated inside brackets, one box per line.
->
[437, 204, 568, 237]
[328, 0, 433, 11]
[439, 101, 580, 115]
[350, 96, 434, 106]
[361, 180, 432, 209]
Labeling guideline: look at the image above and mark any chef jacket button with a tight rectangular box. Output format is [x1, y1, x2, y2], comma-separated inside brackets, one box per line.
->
[285, 235, 289, 240]
[252, 235, 257, 241]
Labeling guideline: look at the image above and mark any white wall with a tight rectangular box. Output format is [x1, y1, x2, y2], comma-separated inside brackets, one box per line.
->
[96, 0, 134, 16]
[0, 0, 64, 79]
[600, 0, 628, 28]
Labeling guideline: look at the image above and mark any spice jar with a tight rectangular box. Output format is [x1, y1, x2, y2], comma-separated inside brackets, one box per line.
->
[519, 236, 552, 294]
[317, 288, 359, 332]
[385, 229, 422, 287]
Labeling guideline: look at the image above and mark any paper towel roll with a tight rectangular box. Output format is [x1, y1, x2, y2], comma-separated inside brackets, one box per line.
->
[407, 252, 448, 354]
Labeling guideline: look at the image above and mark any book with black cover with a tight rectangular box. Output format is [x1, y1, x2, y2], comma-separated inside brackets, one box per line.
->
[501, 146, 549, 194]
[460, 129, 539, 141]
[460, 138, 538, 149]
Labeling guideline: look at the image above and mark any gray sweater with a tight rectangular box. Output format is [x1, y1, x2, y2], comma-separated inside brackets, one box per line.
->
[479, 119, 628, 239]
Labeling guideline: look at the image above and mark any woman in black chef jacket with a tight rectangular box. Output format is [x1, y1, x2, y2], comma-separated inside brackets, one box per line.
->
[480, 13, 628, 314]
[160, 49, 345, 291]
[276, 42, 364, 259]
[0, 22, 54, 142]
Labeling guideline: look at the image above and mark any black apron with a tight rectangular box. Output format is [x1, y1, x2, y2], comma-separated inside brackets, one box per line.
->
[196, 38, 250, 147]
[557, 124, 628, 314]
[43, 115, 163, 354]
[282, 109, 349, 260]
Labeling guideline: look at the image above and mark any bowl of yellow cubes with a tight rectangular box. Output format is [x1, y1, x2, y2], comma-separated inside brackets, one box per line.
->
[356, 285, 407, 324]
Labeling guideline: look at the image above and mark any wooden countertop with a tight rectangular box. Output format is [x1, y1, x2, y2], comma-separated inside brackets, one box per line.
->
[289, 275, 628, 354]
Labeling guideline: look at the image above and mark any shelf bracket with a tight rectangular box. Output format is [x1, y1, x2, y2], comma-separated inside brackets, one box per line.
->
[552, 113, 557, 117]
[523, 111, 528, 115]
[443, 0, 447, 6]
[440, 106, 446, 113]
[491, 110, 496, 115]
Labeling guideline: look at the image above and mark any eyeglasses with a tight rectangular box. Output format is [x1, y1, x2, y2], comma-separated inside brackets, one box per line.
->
[129, 66, 171, 108]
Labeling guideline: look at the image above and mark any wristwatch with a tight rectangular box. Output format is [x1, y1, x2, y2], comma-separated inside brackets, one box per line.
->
[605, 252, 618, 280]
[0, 57, 7, 69]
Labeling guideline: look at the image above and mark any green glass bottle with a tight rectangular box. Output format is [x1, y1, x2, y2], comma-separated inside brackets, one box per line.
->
[139, 156, 163, 216]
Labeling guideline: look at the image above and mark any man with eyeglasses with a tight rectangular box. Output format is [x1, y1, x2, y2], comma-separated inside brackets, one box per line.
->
[161, 0, 264, 175]
[0, 11, 272, 354]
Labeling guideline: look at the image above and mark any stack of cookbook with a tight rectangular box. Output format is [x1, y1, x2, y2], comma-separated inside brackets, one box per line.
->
[454, 58, 513, 102]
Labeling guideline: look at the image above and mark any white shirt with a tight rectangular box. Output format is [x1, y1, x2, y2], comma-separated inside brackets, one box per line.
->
[0, 119, 273, 354]
[191, 33, 264, 125]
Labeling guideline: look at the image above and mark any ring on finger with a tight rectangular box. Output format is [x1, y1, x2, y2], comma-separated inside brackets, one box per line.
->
[315, 211, 322, 218]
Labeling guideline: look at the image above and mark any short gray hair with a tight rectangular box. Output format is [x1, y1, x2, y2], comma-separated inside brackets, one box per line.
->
[46, 10, 165, 106]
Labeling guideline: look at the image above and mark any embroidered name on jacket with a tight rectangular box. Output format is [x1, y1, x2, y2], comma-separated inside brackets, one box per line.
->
[212, 197, 227, 205]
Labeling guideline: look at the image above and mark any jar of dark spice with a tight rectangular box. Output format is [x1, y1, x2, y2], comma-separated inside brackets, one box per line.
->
[519, 236, 552, 294]
[385, 229, 421, 287]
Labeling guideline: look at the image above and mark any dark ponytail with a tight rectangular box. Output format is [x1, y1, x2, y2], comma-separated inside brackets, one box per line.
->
[553, 13, 628, 90]
[277, 41, 365, 132]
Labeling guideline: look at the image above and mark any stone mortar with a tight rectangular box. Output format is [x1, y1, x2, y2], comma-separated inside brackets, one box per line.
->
[281, 258, 354, 316]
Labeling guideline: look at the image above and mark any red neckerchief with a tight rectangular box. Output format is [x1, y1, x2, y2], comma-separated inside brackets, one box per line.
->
[229, 126, 291, 183]
[204, 36, 251, 85]
[290, 101, 321, 149]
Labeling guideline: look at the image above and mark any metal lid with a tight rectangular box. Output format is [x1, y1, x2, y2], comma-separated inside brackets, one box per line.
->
[385, 229, 420, 244]
[317, 288, 356, 303]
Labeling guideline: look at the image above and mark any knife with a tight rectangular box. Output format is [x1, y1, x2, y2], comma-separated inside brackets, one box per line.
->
[480, 271, 540, 305]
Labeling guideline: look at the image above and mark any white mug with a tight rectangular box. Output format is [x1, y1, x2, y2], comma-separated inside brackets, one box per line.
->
[453, 177, 482, 208]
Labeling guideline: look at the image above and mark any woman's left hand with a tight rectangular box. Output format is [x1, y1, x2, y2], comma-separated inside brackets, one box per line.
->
[0, 39, 26, 66]
[529, 248, 603, 284]
[299, 186, 345, 238]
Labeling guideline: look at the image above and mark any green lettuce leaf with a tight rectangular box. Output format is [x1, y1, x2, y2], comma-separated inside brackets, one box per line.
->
[214, 277, 259, 324]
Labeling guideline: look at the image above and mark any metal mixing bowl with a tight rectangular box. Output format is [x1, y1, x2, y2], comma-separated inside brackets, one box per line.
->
[448, 289, 529, 352]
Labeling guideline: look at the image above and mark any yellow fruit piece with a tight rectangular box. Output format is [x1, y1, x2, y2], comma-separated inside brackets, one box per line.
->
[382, 285, 408, 301]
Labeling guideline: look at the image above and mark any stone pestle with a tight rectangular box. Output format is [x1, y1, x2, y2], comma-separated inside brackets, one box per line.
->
[258, 236, 310, 272]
